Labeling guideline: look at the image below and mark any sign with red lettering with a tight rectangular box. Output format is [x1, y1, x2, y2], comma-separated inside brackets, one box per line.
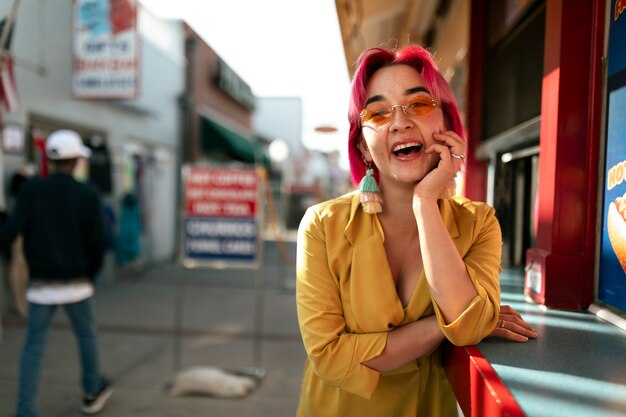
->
[184, 166, 258, 217]
[181, 165, 262, 268]
[72, 0, 140, 99]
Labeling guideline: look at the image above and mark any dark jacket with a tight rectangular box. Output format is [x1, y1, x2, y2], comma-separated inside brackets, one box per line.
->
[0, 173, 107, 283]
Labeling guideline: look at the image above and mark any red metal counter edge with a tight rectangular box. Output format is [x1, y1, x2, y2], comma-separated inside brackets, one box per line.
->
[443, 343, 525, 417]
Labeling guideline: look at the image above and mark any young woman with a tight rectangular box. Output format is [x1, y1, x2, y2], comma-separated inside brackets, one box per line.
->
[295, 45, 537, 417]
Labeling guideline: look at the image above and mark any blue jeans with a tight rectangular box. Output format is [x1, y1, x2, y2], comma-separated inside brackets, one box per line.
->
[15, 298, 102, 417]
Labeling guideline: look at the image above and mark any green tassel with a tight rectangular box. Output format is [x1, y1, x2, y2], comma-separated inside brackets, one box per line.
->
[358, 169, 380, 193]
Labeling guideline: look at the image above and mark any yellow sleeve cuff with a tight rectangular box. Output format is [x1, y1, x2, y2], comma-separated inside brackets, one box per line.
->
[339, 332, 387, 399]
[433, 264, 499, 346]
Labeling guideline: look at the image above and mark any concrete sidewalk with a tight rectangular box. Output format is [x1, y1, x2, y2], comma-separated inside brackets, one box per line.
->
[0, 241, 305, 417]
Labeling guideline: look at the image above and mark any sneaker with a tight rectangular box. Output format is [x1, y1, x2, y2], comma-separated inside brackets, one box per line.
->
[81, 378, 114, 415]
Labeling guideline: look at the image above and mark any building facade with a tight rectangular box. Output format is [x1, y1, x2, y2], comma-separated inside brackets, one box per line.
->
[181, 22, 269, 167]
[0, 0, 184, 304]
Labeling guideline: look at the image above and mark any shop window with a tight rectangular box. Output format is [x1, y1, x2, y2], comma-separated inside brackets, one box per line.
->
[483, 1, 545, 139]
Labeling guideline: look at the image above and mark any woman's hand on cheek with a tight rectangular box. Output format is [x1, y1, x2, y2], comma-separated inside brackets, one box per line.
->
[413, 131, 465, 201]
[412, 149, 448, 201]
[412, 148, 455, 201]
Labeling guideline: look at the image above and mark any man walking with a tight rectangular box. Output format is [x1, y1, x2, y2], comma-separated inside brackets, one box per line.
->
[0, 130, 112, 416]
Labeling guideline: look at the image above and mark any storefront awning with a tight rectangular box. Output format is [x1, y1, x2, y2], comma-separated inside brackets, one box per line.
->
[201, 116, 270, 167]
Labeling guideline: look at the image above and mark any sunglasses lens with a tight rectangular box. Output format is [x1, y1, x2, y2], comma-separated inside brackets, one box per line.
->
[360, 107, 392, 125]
[360, 96, 439, 126]
[407, 97, 438, 115]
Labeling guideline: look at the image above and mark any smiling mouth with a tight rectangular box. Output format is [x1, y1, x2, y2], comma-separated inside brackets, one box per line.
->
[392, 142, 422, 157]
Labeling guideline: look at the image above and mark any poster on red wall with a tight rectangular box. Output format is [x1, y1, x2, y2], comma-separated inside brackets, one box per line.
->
[597, 0, 626, 313]
[181, 165, 262, 269]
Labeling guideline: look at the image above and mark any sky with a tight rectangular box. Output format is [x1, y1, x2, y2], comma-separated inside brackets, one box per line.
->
[139, 0, 352, 160]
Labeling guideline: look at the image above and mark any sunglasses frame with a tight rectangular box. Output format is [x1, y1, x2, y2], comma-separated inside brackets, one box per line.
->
[359, 96, 441, 127]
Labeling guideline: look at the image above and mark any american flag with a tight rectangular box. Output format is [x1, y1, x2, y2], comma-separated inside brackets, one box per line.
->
[0, 16, 18, 114]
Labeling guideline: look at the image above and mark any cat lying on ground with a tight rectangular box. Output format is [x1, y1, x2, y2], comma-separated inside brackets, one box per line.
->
[169, 366, 257, 398]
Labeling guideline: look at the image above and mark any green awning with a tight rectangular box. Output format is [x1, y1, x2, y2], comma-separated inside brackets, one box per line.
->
[201, 116, 270, 167]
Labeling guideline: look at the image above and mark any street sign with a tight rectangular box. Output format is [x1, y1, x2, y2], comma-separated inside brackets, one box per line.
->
[72, 0, 140, 99]
[181, 165, 263, 269]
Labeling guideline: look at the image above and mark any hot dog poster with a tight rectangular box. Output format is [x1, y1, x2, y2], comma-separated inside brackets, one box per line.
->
[598, 0, 626, 312]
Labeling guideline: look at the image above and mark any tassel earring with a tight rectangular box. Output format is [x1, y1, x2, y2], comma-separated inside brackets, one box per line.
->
[358, 161, 383, 214]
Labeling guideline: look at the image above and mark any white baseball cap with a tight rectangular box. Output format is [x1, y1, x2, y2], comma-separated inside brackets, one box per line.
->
[46, 130, 92, 160]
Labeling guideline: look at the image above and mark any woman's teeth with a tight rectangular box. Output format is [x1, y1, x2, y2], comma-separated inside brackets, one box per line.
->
[392, 143, 422, 156]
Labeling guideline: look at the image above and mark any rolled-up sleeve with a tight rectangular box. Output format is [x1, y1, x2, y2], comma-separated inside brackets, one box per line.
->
[433, 206, 502, 346]
[296, 207, 387, 399]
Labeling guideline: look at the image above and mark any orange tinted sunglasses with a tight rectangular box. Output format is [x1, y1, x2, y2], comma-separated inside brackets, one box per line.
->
[359, 96, 440, 127]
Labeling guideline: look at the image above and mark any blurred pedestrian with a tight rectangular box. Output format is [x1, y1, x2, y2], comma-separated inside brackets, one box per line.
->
[295, 44, 537, 417]
[0, 130, 113, 416]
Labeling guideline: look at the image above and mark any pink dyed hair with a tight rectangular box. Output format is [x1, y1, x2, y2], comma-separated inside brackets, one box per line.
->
[347, 45, 465, 186]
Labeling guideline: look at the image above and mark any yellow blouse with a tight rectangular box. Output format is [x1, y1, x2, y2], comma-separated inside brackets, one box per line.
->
[296, 191, 502, 417]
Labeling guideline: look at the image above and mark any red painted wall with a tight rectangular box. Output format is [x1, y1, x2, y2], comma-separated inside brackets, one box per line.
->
[464, 0, 488, 202]
[525, 0, 604, 310]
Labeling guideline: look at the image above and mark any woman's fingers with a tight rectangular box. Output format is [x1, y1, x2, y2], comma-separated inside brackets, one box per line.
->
[433, 131, 465, 158]
[424, 143, 453, 161]
[499, 305, 537, 335]
[489, 305, 539, 342]
[499, 316, 538, 339]
[500, 304, 522, 318]
[490, 326, 530, 342]
[429, 131, 466, 169]
[424, 143, 463, 169]
[433, 130, 464, 145]
[490, 329, 527, 342]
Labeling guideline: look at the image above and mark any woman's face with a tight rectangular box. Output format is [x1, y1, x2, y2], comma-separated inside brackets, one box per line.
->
[358, 64, 446, 188]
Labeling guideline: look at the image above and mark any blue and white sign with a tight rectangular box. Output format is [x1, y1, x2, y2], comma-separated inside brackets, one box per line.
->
[181, 165, 262, 269]
[185, 217, 258, 263]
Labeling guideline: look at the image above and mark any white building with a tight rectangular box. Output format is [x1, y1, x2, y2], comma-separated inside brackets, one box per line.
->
[0, 0, 184, 293]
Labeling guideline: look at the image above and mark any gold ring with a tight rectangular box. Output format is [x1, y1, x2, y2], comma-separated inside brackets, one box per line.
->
[451, 153, 466, 160]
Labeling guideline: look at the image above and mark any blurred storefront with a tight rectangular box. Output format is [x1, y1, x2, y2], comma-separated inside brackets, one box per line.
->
[0, 0, 183, 297]
[335, 0, 623, 317]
